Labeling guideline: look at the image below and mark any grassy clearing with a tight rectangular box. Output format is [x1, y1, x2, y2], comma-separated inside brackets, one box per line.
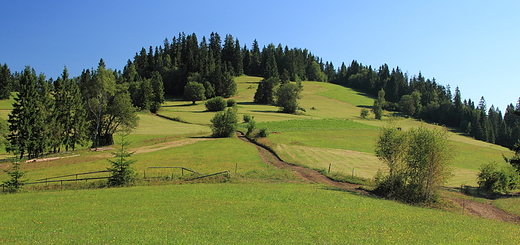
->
[0, 183, 517, 244]
[277, 144, 383, 179]
[0, 136, 278, 184]
[493, 197, 520, 216]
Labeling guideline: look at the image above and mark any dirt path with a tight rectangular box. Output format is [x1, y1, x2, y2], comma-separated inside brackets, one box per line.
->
[450, 197, 520, 224]
[237, 132, 520, 224]
[236, 132, 367, 194]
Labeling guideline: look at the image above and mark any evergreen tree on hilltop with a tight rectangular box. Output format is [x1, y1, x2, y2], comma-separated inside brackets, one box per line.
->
[150, 71, 165, 113]
[7, 67, 45, 159]
[0, 64, 12, 99]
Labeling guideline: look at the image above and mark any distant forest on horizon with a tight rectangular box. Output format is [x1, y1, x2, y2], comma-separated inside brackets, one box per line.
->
[0, 32, 519, 150]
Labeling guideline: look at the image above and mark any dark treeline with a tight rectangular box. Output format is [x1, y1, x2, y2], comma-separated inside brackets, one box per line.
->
[329, 61, 520, 149]
[0, 32, 519, 153]
[126, 32, 326, 98]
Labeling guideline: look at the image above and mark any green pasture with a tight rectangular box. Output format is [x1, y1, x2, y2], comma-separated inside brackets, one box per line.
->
[0, 183, 517, 244]
[251, 116, 511, 187]
[0, 75, 519, 243]
[494, 197, 520, 216]
[0, 93, 15, 120]
[0, 136, 275, 183]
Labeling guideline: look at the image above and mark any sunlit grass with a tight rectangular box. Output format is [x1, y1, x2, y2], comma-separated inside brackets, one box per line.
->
[493, 197, 520, 216]
[0, 183, 517, 244]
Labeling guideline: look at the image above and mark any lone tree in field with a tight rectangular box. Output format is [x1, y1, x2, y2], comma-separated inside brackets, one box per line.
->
[210, 108, 237, 138]
[2, 161, 27, 193]
[107, 132, 136, 187]
[375, 125, 452, 204]
[275, 82, 302, 113]
[372, 89, 385, 120]
[360, 108, 369, 119]
[183, 81, 206, 105]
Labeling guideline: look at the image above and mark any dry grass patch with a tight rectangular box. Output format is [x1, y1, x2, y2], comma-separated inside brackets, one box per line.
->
[276, 144, 384, 179]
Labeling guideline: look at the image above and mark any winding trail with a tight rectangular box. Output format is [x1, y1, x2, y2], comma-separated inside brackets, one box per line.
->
[236, 132, 367, 194]
[237, 132, 520, 224]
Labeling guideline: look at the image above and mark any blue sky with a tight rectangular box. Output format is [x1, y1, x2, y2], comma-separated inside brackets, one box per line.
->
[1, 0, 519, 111]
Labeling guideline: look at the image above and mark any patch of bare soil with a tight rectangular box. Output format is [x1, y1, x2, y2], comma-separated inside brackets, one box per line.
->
[236, 132, 367, 195]
[450, 197, 520, 224]
[237, 132, 520, 224]
[132, 138, 213, 154]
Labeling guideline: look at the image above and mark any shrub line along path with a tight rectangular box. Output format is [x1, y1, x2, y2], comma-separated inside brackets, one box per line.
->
[236, 132, 520, 225]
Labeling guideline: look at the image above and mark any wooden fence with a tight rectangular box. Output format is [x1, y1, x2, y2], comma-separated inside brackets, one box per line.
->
[2, 167, 231, 191]
[144, 167, 230, 181]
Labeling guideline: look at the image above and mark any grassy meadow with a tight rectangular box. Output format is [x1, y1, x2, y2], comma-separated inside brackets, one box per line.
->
[1, 183, 518, 244]
[0, 75, 518, 243]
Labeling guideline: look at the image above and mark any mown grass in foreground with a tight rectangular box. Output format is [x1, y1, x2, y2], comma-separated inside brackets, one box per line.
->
[0, 183, 517, 244]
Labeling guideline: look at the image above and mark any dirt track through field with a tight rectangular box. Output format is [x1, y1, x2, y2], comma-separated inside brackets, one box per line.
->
[236, 132, 367, 194]
[237, 132, 520, 225]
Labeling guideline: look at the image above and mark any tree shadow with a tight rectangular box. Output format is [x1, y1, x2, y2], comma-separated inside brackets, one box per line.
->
[189, 135, 213, 139]
[250, 110, 281, 113]
[237, 101, 258, 106]
[318, 185, 378, 199]
[162, 103, 197, 107]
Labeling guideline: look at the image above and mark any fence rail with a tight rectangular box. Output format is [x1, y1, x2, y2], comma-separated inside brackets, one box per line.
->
[147, 166, 202, 175]
[36, 170, 111, 181]
[187, 171, 230, 181]
[2, 166, 231, 191]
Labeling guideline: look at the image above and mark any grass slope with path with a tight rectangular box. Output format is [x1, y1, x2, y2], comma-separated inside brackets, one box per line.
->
[0, 76, 518, 242]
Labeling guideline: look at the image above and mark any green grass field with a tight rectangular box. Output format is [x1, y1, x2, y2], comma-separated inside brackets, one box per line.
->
[0, 76, 518, 242]
[0, 183, 518, 244]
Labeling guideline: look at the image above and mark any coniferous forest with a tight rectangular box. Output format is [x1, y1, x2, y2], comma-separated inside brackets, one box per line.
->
[0, 32, 519, 158]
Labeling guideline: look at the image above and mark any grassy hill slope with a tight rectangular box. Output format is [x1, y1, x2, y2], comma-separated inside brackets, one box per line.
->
[0, 76, 517, 243]
[0, 183, 517, 244]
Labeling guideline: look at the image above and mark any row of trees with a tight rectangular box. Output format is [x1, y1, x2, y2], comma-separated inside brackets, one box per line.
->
[5, 61, 139, 159]
[331, 61, 520, 150]
[126, 32, 325, 99]
[1, 32, 518, 153]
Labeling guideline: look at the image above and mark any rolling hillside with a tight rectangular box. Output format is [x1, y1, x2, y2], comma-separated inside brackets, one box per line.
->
[0, 76, 518, 243]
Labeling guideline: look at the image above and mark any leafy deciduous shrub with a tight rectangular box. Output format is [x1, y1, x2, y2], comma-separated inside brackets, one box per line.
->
[210, 108, 238, 138]
[243, 114, 252, 123]
[205, 96, 227, 112]
[246, 120, 256, 137]
[374, 125, 452, 204]
[360, 108, 369, 119]
[226, 99, 236, 107]
[256, 128, 269, 138]
[477, 162, 519, 194]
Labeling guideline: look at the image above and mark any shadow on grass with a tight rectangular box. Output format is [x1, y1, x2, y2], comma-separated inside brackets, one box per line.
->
[189, 135, 213, 139]
[162, 103, 200, 108]
[250, 110, 282, 114]
[237, 101, 259, 106]
[442, 186, 520, 200]
[318, 185, 377, 199]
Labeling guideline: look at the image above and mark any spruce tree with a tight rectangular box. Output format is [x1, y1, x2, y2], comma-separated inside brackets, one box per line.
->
[107, 132, 136, 187]
[0, 64, 12, 100]
[7, 67, 42, 158]
[150, 71, 165, 113]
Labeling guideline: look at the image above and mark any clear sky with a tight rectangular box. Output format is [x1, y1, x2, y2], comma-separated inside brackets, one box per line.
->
[1, 0, 519, 111]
